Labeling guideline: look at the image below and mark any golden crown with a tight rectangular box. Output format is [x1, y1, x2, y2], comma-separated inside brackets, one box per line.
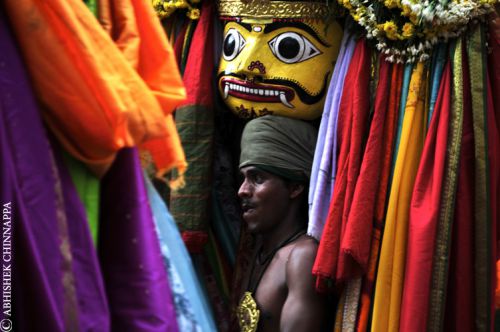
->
[217, 0, 334, 20]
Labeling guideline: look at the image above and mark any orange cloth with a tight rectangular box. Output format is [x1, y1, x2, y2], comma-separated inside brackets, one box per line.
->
[98, 0, 188, 183]
[5, 0, 186, 178]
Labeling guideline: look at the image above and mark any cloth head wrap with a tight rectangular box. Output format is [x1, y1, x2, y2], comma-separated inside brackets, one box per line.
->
[239, 115, 317, 183]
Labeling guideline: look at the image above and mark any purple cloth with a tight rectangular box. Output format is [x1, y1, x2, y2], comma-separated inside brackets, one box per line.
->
[308, 31, 357, 240]
[99, 148, 179, 332]
[0, 9, 110, 331]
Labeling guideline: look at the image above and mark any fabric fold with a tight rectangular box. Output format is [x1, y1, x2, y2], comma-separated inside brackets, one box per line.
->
[99, 148, 178, 332]
[312, 38, 371, 288]
[399, 59, 452, 332]
[5, 0, 186, 177]
[371, 62, 427, 332]
[308, 30, 356, 240]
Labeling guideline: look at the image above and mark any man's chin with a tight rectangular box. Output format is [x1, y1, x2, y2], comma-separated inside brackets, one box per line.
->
[243, 218, 260, 234]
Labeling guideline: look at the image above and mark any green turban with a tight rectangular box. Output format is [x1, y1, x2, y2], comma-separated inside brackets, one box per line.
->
[239, 115, 317, 183]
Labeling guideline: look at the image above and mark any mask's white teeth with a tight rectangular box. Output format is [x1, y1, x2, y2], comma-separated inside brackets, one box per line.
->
[224, 83, 229, 99]
[279, 92, 294, 108]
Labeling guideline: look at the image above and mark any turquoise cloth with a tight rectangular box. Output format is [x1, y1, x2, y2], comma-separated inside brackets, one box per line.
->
[145, 176, 217, 332]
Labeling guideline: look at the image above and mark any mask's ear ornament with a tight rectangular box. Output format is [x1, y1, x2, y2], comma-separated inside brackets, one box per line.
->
[217, 0, 343, 120]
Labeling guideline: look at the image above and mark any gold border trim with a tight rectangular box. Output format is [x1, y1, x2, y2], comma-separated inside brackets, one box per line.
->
[218, 0, 330, 19]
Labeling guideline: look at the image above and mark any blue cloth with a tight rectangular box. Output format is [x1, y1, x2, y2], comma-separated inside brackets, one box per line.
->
[307, 28, 357, 240]
[388, 62, 414, 189]
[427, 44, 447, 127]
[145, 177, 217, 332]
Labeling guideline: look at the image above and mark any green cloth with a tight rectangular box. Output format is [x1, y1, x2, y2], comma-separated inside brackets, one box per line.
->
[62, 151, 100, 245]
[170, 104, 213, 233]
[239, 115, 317, 179]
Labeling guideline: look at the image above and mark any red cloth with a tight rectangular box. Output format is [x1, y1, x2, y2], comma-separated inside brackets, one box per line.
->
[399, 60, 452, 331]
[312, 39, 371, 288]
[488, 12, 500, 311]
[356, 62, 403, 332]
[488, 12, 500, 132]
[443, 55, 475, 332]
[486, 53, 500, 322]
[180, 0, 214, 108]
[337, 57, 392, 280]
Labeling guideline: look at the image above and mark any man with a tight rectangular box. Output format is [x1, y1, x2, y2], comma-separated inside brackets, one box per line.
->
[236, 115, 325, 332]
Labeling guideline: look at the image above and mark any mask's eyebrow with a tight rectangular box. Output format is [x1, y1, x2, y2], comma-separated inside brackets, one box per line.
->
[229, 22, 252, 32]
[263, 21, 331, 47]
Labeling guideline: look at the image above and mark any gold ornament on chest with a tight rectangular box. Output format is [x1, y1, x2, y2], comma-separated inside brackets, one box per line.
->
[237, 291, 260, 332]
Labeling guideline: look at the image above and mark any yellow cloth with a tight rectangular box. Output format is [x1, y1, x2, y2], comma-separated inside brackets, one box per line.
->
[5, 0, 186, 178]
[371, 62, 427, 332]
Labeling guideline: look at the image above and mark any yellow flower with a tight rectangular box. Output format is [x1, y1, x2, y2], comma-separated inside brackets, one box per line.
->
[401, 5, 412, 17]
[352, 13, 360, 21]
[402, 22, 414, 38]
[409, 12, 418, 24]
[163, 1, 176, 11]
[382, 21, 399, 40]
[384, 0, 400, 9]
[340, 0, 353, 10]
[187, 8, 200, 19]
[174, 0, 188, 8]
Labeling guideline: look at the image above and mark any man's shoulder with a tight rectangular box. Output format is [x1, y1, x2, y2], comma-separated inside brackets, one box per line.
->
[285, 235, 318, 270]
[283, 235, 319, 290]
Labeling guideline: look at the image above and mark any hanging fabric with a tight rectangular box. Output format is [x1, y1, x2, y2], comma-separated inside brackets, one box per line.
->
[99, 148, 178, 332]
[0, 9, 110, 329]
[308, 29, 356, 240]
[312, 38, 372, 290]
[356, 61, 403, 332]
[371, 62, 428, 332]
[4, 0, 186, 178]
[399, 57, 452, 332]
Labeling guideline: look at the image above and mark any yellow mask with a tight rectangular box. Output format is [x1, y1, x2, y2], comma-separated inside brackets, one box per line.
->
[218, 18, 342, 120]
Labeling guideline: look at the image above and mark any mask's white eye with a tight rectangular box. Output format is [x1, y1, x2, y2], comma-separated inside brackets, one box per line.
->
[223, 28, 246, 61]
[268, 32, 321, 64]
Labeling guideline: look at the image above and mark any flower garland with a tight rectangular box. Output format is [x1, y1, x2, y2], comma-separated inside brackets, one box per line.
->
[152, 0, 201, 20]
[338, 0, 497, 62]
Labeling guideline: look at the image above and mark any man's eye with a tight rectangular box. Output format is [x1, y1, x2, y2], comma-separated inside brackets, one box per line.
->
[268, 32, 321, 64]
[222, 28, 246, 61]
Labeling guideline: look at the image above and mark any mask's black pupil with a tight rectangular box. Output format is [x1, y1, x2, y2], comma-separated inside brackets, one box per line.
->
[224, 34, 236, 56]
[278, 37, 300, 59]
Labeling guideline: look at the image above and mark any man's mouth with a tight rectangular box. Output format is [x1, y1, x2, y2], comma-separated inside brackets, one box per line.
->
[221, 78, 295, 108]
[241, 203, 256, 215]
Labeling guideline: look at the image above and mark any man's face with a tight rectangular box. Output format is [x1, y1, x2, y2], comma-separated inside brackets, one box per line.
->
[218, 19, 342, 120]
[238, 166, 292, 234]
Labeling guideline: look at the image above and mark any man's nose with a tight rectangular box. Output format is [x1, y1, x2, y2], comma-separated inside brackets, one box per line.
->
[238, 179, 251, 198]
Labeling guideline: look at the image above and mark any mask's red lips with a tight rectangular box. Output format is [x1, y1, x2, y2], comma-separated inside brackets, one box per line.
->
[221, 78, 295, 108]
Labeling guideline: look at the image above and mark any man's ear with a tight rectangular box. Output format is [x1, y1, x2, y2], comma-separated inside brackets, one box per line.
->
[288, 183, 305, 199]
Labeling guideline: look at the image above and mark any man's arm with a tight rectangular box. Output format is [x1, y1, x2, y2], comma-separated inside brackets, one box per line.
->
[280, 238, 326, 332]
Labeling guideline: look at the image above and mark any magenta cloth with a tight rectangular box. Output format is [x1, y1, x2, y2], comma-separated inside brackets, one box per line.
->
[99, 148, 179, 332]
[0, 8, 110, 331]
